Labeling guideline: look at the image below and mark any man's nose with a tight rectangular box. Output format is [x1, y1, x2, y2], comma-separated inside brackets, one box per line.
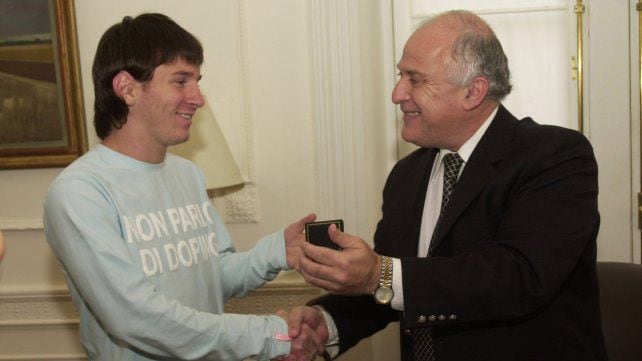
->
[391, 79, 409, 104]
[189, 86, 205, 108]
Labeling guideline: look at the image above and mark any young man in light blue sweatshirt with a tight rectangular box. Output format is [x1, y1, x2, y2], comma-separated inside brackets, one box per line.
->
[43, 13, 326, 361]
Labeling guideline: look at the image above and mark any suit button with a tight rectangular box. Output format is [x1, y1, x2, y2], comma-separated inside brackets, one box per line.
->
[449, 314, 457, 320]
[438, 314, 446, 321]
[418, 315, 427, 323]
[428, 315, 437, 322]
[404, 329, 412, 336]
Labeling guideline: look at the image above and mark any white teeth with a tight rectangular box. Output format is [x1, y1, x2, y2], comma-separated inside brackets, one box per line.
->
[178, 114, 192, 120]
[406, 111, 420, 116]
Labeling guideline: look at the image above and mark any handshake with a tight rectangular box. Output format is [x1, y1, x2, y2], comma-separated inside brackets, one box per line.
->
[273, 306, 329, 361]
[273, 214, 383, 360]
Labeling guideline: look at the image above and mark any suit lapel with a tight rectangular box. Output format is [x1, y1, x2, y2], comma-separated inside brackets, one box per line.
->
[396, 148, 438, 257]
[429, 106, 519, 253]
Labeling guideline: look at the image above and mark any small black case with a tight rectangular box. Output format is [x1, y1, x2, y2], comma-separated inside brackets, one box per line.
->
[305, 219, 344, 251]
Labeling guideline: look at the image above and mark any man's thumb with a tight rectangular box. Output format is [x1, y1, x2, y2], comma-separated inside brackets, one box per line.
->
[328, 224, 353, 249]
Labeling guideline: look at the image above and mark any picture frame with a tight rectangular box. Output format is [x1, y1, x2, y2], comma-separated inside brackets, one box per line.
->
[0, 0, 87, 169]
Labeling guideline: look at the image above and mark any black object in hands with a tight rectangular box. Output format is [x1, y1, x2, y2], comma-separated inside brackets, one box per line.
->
[305, 220, 344, 251]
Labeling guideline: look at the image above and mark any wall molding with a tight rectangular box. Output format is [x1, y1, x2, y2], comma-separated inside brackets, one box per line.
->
[205, 0, 262, 225]
[224, 279, 323, 314]
[215, 182, 261, 224]
[0, 280, 322, 323]
[308, 0, 368, 235]
[0, 218, 43, 231]
[0, 354, 86, 361]
[233, 0, 257, 182]
[0, 288, 78, 325]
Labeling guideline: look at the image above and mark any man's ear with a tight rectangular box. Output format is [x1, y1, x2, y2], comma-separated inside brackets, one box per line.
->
[463, 76, 489, 110]
[112, 71, 138, 106]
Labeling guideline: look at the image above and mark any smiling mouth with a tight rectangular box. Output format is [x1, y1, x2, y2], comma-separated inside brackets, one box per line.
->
[404, 111, 421, 116]
[177, 113, 193, 120]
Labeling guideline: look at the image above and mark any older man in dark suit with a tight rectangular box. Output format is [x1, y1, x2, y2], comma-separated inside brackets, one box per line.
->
[286, 9, 608, 361]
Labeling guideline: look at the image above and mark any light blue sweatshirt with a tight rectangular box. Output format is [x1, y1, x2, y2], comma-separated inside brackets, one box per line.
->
[43, 145, 290, 360]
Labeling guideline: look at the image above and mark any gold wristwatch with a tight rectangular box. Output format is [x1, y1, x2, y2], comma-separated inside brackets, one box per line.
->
[373, 255, 394, 304]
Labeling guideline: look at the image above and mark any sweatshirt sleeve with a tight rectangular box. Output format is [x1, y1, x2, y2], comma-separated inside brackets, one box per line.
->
[43, 176, 290, 361]
[212, 211, 289, 300]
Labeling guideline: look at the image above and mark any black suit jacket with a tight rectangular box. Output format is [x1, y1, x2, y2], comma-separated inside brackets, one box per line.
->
[316, 106, 607, 360]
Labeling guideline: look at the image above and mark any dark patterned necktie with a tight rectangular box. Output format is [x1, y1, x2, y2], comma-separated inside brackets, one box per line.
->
[413, 152, 464, 361]
[428, 152, 464, 256]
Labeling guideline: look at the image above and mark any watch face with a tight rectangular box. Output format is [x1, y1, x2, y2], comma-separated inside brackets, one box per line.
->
[374, 287, 394, 304]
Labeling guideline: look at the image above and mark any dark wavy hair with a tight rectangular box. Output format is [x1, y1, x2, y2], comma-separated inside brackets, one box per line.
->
[92, 13, 204, 139]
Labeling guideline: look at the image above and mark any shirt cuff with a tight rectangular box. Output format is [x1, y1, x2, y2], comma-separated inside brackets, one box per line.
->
[272, 229, 289, 270]
[391, 257, 404, 310]
[315, 306, 340, 359]
[271, 315, 293, 357]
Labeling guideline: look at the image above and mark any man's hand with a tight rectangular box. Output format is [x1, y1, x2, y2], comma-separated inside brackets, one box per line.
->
[284, 214, 317, 270]
[299, 225, 381, 295]
[275, 306, 329, 361]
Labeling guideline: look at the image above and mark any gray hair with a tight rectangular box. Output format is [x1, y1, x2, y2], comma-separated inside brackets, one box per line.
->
[421, 10, 512, 101]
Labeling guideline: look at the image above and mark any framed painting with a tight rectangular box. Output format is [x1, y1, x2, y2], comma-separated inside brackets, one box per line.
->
[0, 0, 87, 169]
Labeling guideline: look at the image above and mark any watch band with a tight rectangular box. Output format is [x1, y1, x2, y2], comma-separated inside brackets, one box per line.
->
[380, 255, 393, 288]
[373, 255, 394, 304]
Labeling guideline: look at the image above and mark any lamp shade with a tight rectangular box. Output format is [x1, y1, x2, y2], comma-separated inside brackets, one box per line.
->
[170, 100, 244, 191]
